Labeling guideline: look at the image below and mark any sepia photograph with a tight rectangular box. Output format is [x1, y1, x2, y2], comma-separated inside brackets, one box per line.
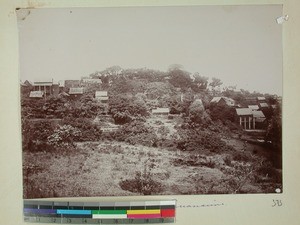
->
[17, 5, 283, 199]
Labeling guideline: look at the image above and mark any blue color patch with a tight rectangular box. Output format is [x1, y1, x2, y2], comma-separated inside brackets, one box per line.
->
[57, 209, 92, 215]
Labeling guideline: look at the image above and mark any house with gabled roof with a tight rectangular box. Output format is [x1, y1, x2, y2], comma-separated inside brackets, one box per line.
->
[65, 80, 81, 90]
[32, 79, 54, 97]
[152, 108, 170, 115]
[236, 108, 266, 130]
[259, 102, 269, 108]
[248, 105, 259, 111]
[21, 80, 33, 96]
[82, 78, 102, 87]
[210, 96, 235, 107]
[95, 91, 108, 103]
[24, 80, 33, 87]
[257, 96, 266, 101]
[29, 91, 44, 98]
[252, 110, 266, 129]
[69, 87, 84, 98]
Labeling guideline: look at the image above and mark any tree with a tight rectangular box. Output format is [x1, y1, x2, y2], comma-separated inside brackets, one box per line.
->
[209, 77, 223, 90]
[22, 120, 55, 152]
[102, 65, 123, 76]
[168, 96, 183, 114]
[168, 68, 192, 90]
[145, 82, 174, 100]
[265, 103, 282, 168]
[109, 95, 149, 124]
[168, 64, 184, 71]
[208, 103, 235, 122]
[189, 99, 205, 123]
[109, 75, 132, 94]
[192, 73, 209, 91]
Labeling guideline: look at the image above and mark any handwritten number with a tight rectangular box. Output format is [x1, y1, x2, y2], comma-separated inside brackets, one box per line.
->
[272, 199, 282, 207]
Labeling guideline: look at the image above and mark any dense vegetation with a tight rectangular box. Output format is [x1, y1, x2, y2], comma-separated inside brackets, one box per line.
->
[21, 65, 282, 197]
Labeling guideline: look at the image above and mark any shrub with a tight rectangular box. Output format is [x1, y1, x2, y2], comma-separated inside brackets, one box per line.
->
[209, 104, 236, 122]
[176, 128, 234, 153]
[111, 120, 158, 147]
[257, 163, 282, 183]
[47, 125, 82, 147]
[62, 118, 102, 141]
[22, 119, 56, 152]
[109, 95, 149, 124]
[224, 155, 233, 166]
[168, 115, 174, 120]
[119, 161, 163, 195]
[232, 152, 251, 162]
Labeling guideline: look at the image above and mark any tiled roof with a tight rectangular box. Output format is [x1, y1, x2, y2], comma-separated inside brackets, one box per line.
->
[95, 91, 108, 97]
[257, 96, 266, 101]
[82, 78, 102, 84]
[58, 92, 69, 97]
[223, 97, 235, 106]
[248, 105, 259, 110]
[29, 91, 43, 98]
[152, 108, 170, 114]
[236, 108, 252, 116]
[210, 96, 235, 106]
[97, 96, 109, 101]
[252, 110, 265, 118]
[33, 79, 53, 86]
[69, 88, 84, 95]
[210, 97, 222, 103]
[259, 102, 269, 108]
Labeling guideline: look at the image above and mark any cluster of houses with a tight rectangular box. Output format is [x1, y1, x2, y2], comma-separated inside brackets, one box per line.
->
[151, 96, 276, 131]
[21, 79, 278, 131]
[210, 96, 275, 130]
[21, 78, 108, 103]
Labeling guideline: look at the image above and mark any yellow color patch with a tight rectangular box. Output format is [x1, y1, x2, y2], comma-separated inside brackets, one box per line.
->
[127, 209, 161, 215]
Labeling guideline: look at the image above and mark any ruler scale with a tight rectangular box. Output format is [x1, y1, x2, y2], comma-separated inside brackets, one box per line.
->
[23, 200, 176, 224]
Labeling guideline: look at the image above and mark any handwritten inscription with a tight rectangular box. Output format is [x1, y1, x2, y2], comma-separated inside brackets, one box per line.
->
[272, 199, 282, 207]
[177, 202, 225, 208]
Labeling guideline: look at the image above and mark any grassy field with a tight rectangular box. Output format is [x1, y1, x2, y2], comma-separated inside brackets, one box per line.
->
[23, 135, 282, 198]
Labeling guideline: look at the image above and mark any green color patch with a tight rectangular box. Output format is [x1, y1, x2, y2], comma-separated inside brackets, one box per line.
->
[92, 210, 127, 215]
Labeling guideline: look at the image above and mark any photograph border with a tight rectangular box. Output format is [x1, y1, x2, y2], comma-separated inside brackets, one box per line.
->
[1, 0, 300, 225]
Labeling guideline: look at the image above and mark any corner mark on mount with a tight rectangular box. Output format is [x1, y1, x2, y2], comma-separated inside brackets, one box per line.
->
[16, 8, 31, 21]
[276, 15, 289, 24]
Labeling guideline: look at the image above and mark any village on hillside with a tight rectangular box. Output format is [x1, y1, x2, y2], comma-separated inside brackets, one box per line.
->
[21, 66, 282, 198]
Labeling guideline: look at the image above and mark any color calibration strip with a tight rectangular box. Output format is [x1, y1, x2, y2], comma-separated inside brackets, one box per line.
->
[23, 200, 176, 224]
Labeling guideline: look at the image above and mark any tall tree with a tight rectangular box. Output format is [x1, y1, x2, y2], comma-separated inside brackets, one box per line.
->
[209, 77, 223, 90]
[168, 68, 192, 90]
[192, 73, 209, 91]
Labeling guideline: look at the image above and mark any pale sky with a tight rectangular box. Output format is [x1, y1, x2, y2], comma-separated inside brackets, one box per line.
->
[17, 5, 282, 95]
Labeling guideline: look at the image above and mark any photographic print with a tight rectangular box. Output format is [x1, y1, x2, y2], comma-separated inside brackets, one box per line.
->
[18, 5, 282, 199]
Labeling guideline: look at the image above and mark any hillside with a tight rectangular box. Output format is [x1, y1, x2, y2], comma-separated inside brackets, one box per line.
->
[21, 66, 282, 198]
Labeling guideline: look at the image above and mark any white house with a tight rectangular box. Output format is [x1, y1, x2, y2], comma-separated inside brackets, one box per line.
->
[152, 108, 170, 115]
[95, 91, 108, 103]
